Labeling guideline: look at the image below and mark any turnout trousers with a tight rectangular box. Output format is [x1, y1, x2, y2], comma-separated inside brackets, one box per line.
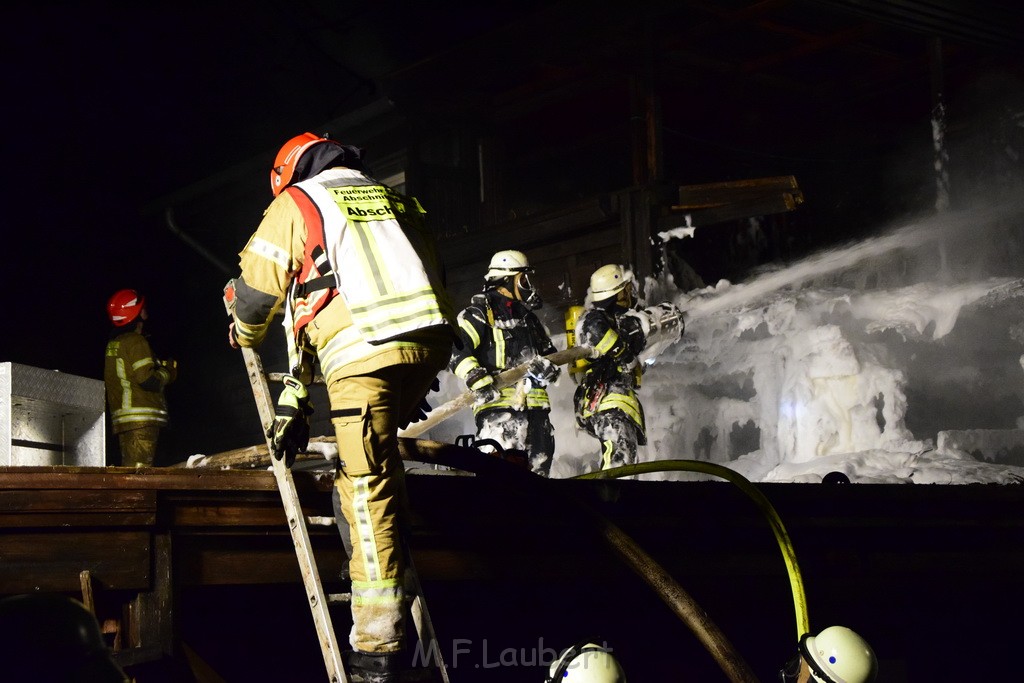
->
[117, 425, 160, 467]
[329, 355, 447, 654]
[585, 410, 641, 470]
[475, 407, 555, 477]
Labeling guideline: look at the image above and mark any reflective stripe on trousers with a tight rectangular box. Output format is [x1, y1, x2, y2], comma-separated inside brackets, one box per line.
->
[329, 355, 447, 654]
[587, 411, 639, 470]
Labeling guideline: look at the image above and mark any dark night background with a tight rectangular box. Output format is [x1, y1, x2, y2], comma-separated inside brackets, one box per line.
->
[3, 2, 1024, 463]
[3, 2, 540, 459]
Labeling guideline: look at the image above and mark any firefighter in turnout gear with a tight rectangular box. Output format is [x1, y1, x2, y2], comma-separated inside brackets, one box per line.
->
[228, 132, 455, 683]
[449, 250, 562, 476]
[574, 265, 684, 471]
[104, 289, 176, 467]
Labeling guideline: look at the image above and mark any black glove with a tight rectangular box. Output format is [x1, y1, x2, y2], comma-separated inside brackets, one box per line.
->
[401, 377, 441, 429]
[618, 314, 647, 356]
[156, 358, 178, 384]
[474, 384, 502, 406]
[267, 375, 313, 467]
[465, 367, 501, 405]
[526, 356, 560, 386]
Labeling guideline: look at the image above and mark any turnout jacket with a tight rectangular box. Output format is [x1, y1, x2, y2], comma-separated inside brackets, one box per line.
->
[231, 167, 455, 382]
[104, 329, 174, 434]
[575, 305, 647, 441]
[450, 289, 557, 414]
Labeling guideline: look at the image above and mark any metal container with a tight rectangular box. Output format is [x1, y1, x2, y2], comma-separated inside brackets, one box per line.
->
[0, 362, 106, 466]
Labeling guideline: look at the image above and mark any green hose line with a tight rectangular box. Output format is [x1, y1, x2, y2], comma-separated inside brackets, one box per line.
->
[575, 460, 811, 639]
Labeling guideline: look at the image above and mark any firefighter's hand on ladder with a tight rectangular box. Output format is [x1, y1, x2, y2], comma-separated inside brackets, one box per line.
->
[267, 375, 313, 467]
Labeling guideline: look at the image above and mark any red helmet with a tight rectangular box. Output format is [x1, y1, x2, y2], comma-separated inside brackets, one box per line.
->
[107, 289, 145, 327]
[270, 132, 345, 196]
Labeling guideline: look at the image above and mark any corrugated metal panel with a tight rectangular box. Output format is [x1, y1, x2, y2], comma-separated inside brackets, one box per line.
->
[0, 363, 105, 467]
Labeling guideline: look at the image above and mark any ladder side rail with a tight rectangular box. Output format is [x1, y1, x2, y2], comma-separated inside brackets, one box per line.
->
[242, 346, 349, 683]
[404, 550, 450, 683]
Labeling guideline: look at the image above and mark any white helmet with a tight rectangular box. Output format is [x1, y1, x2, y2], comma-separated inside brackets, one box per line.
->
[486, 250, 532, 281]
[589, 264, 633, 302]
[800, 626, 877, 683]
[545, 641, 626, 683]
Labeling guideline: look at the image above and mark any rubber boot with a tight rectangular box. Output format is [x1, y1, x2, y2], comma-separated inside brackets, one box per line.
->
[346, 651, 402, 683]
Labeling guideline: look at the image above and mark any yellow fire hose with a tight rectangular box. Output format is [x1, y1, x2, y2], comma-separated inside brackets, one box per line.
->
[575, 460, 811, 641]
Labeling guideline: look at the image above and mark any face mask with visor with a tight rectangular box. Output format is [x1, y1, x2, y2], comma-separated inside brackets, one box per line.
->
[513, 271, 543, 310]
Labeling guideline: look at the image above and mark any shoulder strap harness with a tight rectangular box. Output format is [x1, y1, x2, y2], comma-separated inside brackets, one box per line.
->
[284, 186, 337, 339]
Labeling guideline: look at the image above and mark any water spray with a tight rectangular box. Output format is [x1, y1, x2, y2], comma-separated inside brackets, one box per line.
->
[678, 201, 1024, 324]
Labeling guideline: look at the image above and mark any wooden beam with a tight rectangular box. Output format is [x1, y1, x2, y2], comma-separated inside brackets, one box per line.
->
[0, 489, 155, 528]
[0, 530, 152, 592]
[677, 175, 801, 205]
[0, 466, 281, 492]
[133, 533, 174, 658]
[668, 176, 804, 228]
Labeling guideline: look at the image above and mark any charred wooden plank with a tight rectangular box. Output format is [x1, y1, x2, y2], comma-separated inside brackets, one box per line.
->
[676, 175, 801, 205]
[0, 466, 284, 492]
[670, 175, 804, 227]
[666, 194, 803, 228]
[0, 489, 155, 528]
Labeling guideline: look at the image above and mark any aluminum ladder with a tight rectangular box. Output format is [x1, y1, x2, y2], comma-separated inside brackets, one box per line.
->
[225, 281, 449, 683]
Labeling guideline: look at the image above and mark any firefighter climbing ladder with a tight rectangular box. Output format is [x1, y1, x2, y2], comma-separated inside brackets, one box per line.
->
[225, 281, 449, 683]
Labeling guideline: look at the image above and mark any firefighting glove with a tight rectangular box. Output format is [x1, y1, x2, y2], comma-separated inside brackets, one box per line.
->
[526, 356, 560, 387]
[157, 358, 178, 384]
[474, 384, 501, 406]
[401, 377, 441, 429]
[267, 375, 313, 467]
[618, 314, 647, 357]
[465, 366, 501, 406]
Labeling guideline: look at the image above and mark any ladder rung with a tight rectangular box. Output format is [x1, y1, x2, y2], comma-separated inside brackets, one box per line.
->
[306, 516, 335, 527]
[268, 372, 327, 385]
[327, 593, 418, 605]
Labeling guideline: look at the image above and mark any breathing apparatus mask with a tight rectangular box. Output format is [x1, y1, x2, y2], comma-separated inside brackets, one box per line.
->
[615, 281, 635, 309]
[513, 271, 542, 310]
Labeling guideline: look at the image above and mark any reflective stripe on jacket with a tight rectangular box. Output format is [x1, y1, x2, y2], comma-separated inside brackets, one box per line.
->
[104, 331, 170, 433]
[293, 169, 451, 342]
[472, 384, 552, 415]
[575, 305, 646, 435]
[232, 167, 454, 382]
[450, 290, 557, 413]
